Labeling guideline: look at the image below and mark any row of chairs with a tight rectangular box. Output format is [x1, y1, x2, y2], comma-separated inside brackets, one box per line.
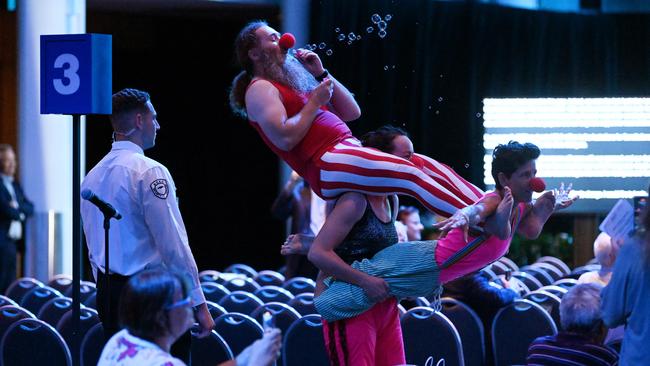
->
[401, 298, 558, 366]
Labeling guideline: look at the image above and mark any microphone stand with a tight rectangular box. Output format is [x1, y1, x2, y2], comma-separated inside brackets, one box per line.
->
[100, 209, 120, 334]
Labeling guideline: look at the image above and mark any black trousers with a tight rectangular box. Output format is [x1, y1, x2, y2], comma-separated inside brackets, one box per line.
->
[96, 270, 191, 364]
[0, 240, 17, 295]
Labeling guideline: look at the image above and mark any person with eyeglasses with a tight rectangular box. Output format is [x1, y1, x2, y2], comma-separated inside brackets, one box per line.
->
[98, 269, 282, 366]
[81, 88, 214, 362]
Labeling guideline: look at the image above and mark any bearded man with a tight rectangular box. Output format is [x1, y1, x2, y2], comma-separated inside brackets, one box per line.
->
[228, 21, 485, 230]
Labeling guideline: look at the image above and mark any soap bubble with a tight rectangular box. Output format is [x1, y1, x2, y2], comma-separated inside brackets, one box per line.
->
[371, 14, 381, 24]
[378, 30, 387, 38]
[366, 26, 374, 33]
[326, 49, 333, 56]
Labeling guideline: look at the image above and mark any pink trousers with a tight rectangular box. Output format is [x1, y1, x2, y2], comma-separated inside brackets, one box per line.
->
[322, 298, 405, 366]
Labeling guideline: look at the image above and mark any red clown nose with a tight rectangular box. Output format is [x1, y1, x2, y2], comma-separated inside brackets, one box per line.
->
[279, 33, 296, 50]
[530, 177, 546, 192]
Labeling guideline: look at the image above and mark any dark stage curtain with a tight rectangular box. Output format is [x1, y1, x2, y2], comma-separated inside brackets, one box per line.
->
[310, 1, 650, 186]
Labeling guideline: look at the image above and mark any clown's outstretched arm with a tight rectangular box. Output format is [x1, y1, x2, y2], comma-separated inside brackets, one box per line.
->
[518, 190, 578, 239]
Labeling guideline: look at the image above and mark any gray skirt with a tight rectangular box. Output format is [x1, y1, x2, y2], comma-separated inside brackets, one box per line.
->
[314, 240, 441, 322]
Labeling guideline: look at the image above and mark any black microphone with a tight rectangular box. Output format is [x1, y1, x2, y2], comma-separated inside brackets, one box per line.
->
[81, 189, 122, 219]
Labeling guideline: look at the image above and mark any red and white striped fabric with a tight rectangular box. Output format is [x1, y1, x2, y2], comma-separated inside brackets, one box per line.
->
[315, 139, 484, 218]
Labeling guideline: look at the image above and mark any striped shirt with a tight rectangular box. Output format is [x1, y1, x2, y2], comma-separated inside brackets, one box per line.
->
[527, 333, 619, 366]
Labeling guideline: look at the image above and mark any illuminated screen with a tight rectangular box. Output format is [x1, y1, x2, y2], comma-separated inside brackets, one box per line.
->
[482, 97, 650, 214]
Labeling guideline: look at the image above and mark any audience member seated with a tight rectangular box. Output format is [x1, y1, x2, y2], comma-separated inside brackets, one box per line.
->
[397, 206, 425, 241]
[578, 232, 621, 286]
[97, 269, 281, 366]
[443, 271, 520, 366]
[527, 283, 618, 366]
[601, 188, 650, 366]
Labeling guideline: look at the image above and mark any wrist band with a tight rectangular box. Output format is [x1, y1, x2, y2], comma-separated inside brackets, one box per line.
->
[315, 69, 329, 82]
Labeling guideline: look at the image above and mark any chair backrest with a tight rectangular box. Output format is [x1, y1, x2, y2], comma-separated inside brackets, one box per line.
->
[223, 263, 258, 278]
[538, 285, 568, 298]
[218, 291, 264, 315]
[37, 297, 79, 327]
[441, 298, 485, 366]
[490, 261, 511, 276]
[0, 295, 17, 308]
[480, 266, 499, 282]
[0, 305, 35, 341]
[0, 318, 71, 366]
[287, 292, 317, 316]
[5, 277, 44, 303]
[568, 264, 600, 279]
[282, 277, 316, 296]
[213, 312, 263, 355]
[48, 275, 73, 295]
[205, 301, 228, 320]
[519, 266, 554, 286]
[512, 271, 543, 292]
[415, 297, 431, 307]
[201, 282, 231, 304]
[81, 322, 105, 366]
[191, 325, 234, 366]
[254, 286, 295, 304]
[224, 277, 261, 293]
[254, 270, 285, 287]
[282, 314, 329, 366]
[498, 257, 519, 272]
[83, 291, 97, 309]
[251, 302, 301, 335]
[400, 306, 465, 366]
[491, 299, 557, 366]
[536, 256, 571, 276]
[56, 307, 101, 347]
[199, 270, 224, 284]
[20, 285, 63, 315]
[529, 263, 564, 282]
[553, 278, 578, 290]
[63, 281, 97, 303]
[523, 290, 562, 329]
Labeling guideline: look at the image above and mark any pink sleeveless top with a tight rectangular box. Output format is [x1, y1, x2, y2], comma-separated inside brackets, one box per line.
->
[436, 192, 527, 283]
[247, 79, 354, 190]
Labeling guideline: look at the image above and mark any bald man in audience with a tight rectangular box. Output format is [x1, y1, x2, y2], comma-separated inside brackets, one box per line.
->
[578, 232, 621, 286]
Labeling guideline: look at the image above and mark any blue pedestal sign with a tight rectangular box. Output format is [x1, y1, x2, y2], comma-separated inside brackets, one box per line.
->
[40, 34, 112, 115]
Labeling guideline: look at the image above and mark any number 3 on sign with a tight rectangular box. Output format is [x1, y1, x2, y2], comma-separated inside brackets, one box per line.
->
[53, 53, 80, 95]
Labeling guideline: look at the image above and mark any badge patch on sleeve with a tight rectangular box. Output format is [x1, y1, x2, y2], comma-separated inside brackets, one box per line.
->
[150, 179, 169, 199]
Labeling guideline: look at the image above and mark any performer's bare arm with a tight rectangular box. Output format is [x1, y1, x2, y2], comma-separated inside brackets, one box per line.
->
[245, 78, 334, 151]
[294, 49, 361, 122]
[307, 192, 391, 302]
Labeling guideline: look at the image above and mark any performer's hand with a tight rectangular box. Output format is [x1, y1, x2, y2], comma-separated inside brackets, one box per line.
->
[361, 275, 390, 303]
[433, 209, 470, 242]
[310, 79, 334, 106]
[194, 303, 215, 338]
[294, 48, 325, 77]
[552, 182, 579, 210]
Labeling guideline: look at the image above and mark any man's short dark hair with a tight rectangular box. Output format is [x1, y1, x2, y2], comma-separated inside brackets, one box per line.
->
[111, 88, 151, 132]
[119, 269, 190, 342]
[491, 141, 540, 189]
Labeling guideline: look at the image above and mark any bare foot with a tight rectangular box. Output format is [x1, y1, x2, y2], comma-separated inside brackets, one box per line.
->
[492, 187, 514, 238]
[280, 234, 313, 255]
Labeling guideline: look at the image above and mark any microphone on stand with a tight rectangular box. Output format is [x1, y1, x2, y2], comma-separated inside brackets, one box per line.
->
[81, 189, 122, 219]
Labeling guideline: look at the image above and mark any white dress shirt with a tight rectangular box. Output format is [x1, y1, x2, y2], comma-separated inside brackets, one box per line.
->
[81, 141, 205, 305]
